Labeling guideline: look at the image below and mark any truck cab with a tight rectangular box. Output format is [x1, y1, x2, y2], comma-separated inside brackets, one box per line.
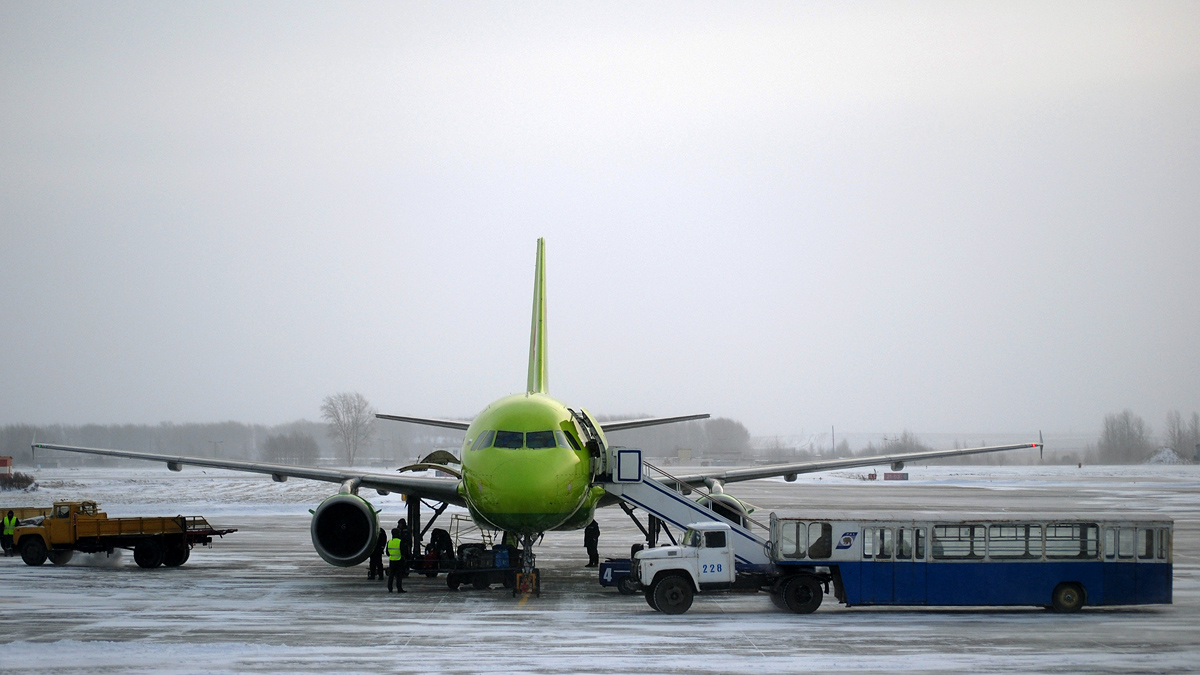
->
[633, 521, 736, 613]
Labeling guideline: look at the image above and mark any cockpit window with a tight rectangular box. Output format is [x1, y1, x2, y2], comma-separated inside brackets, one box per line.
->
[470, 430, 495, 451]
[494, 431, 525, 449]
[556, 430, 581, 451]
[526, 431, 557, 449]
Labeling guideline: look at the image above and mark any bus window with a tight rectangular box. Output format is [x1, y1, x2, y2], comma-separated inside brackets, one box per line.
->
[1138, 529, 1154, 559]
[1118, 527, 1135, 559]
[808, 522, 832, 559]
[864, 527, 893, 559]
[781, 522, 806, 559]
[1046, 523, 1099, 559]
[988, 524, 1041, 559]
[1105, 528, 1117, 560]
[1158, 528, 1170, 560]
[932, 525, 983, 559]
[915, 528, 926, 560]
[879, 529, 893, 558]
[862, 528, 875, 559]
[897, 528, 912, 560]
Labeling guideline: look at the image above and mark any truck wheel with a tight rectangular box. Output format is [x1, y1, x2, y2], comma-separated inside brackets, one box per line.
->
[1051, 583, 1085, 613]
[48, 550, 75, 566]
[644, 580, 660, 610]
[617, 575, 640, 596]
[164, 544, 190, 567]
[783, 575, 823, 614]
[20, 538, 47, 566]
[653, 575, 694, 615]
[769, 590, 787, 610]
[134, 539, 164, 569]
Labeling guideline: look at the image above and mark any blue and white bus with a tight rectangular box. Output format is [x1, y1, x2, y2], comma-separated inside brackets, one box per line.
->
[769, 513, 1172, 612]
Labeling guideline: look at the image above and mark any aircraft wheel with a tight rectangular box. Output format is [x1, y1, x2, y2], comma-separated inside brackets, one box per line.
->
[48, 550, 74, 566]
[1051, 583, 1085, 613]
[21, 538, 47, 566]
[783, 575, 823, 614]
[617, 575, 640, 596]
[653, 575, 694, 615]
[134, 539, 164, 569]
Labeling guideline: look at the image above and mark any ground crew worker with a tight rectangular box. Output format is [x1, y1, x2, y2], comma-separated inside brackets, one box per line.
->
[584, 520, 600, 567]
[2, 510, 16, 557]
[368, 527, 386, 580]
[386, 528, 406, 593]
[396, 518, 412, 576]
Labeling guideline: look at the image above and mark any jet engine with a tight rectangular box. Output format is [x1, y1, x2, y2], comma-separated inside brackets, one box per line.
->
[701, 493, 753, 529]
[310, 493, 379, 566]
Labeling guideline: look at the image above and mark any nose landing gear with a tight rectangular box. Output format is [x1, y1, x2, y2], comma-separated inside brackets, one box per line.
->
[514, 532, 541, 596]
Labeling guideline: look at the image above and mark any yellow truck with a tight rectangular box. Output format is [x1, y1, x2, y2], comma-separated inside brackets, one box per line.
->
[11, 500, 236, 568]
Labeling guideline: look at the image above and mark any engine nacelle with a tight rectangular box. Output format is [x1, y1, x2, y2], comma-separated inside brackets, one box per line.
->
[310, 493, 379, 567]
[890, 461, 905, 471]
[701, 493, 752, 529]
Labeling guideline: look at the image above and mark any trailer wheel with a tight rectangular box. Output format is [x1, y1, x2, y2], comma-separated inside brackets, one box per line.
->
[447, 573, 462, 590]
[1051, 583, 1085, 613]
[164, 544, 190, 567]
[472, 574, 490, 590]
[48, 550, 74, 566]
[134, 539, 164, 569]
[617, 575, 640, 596]
[653, 575, 694, 615]
[20, 537, 47, 566]
[783, 575, 823, 614]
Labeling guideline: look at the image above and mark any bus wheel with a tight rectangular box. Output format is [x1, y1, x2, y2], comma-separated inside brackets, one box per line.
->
[134, 539, 164, 569]
[21, 538, 47, 566]
[617, 575, 640, 596]
[653, 575, 694, 615]
[48, 550, 74, 566]
[783, 575, 823, 614]
[1051, 583, 1084, 613]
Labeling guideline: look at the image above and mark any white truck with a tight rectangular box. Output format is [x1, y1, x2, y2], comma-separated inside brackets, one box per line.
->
[632, 520, 827, 615]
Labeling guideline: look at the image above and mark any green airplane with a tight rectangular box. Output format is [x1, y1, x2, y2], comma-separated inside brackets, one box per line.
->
[34, 238, 1041, 581]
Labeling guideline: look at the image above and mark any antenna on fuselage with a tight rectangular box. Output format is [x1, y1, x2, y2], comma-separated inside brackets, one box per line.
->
[527, 237, 548, 395]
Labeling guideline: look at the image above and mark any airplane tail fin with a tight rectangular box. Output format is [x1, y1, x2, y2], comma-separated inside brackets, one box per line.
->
[527, 238, 548, 394]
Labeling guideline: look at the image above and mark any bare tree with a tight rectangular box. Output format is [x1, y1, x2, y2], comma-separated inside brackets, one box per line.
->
[1164, 410, 1200, 461]
[1098, 410, 1154, 464]
[320, 392, 376, 466]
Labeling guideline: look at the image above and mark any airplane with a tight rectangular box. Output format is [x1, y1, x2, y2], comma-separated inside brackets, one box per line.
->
[34, 238, 1041, 587]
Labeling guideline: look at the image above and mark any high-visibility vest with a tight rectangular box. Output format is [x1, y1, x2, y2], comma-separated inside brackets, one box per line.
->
[2, 515, 16, 536]
[386, 537, 404, 561]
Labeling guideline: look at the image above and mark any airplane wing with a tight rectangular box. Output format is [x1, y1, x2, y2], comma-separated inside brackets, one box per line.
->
[376, 414, 471, 431]
[32, 443, 465, 505]
[601, 414, 711, 432]
[663, 442, 1042, 489]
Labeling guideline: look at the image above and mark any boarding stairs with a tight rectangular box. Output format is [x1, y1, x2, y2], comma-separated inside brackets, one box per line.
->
[600, 447, 772, 568]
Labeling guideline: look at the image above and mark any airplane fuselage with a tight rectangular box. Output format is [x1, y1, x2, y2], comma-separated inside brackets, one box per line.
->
[458, 393, 602, 533]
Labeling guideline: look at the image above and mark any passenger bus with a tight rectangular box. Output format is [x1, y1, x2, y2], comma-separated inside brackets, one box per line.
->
[769, 513, 1172, 612]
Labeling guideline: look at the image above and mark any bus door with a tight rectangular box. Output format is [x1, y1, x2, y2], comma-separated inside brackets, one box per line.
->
[1135, 526, 1171, 604]
[893, 526, 927, 604]
[1103, 526, 1136, 604]
[861, 526, 895, 603]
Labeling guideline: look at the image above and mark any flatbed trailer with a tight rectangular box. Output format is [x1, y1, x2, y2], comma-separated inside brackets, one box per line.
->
[11, 500, 236, 568]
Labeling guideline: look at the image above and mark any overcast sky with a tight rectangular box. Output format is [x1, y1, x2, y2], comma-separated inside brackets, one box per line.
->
[1, 2, 1197, 438]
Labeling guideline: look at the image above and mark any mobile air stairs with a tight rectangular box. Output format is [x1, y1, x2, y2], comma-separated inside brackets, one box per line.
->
[600, 447, 772, 569]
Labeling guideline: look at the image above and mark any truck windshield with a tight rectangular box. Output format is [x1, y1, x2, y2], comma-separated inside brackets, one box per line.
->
[682, 529, 702, 547]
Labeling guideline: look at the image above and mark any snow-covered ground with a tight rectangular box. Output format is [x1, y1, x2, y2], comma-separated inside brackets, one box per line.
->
[2, 464, 1198, 674]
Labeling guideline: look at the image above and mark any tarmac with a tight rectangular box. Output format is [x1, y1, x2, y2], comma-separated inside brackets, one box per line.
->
[1, 464, 1197, 674]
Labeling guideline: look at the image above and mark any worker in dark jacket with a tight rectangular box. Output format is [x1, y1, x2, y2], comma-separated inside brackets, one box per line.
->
[386, 528, 406, 593]
[396, 518, 412, 576]
[584, 520, 600, 567]
[368, 527, 386, 580]
[2, 510, 16, 556]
